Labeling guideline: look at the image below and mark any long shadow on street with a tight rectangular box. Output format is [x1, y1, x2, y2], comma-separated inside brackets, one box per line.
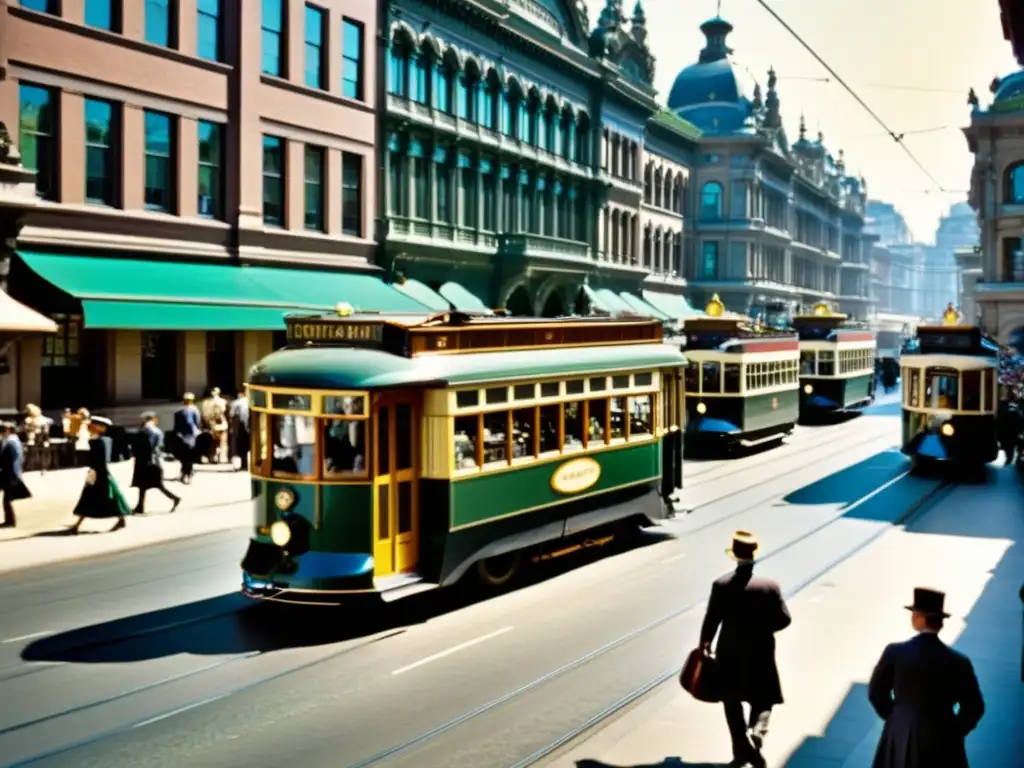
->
[20, 528, 672, 665]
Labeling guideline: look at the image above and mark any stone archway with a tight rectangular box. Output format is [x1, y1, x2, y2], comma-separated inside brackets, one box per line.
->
[505, 285, 533, 317]
[540, 290, 566, 318]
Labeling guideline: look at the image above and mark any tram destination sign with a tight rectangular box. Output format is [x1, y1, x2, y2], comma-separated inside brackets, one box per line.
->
[286, 318, 385, 346]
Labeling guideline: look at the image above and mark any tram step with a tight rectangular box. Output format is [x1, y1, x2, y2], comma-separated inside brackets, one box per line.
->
[738, 431, 790, 448]
[375, 572, 439, 602]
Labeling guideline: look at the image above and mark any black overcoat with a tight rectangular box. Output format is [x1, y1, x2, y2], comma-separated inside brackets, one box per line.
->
[868, 632, 984, 768]
[698, 566, 792, 705]
[0, 435, 31, 501]
[131, 424, 166, 489]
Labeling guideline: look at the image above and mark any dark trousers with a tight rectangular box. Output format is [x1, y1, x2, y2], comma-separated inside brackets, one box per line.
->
[178, 444, 196, 481]
[1, 492, 14, 526]
[723, 699, 772, 763]
[135, 482, 179, 514]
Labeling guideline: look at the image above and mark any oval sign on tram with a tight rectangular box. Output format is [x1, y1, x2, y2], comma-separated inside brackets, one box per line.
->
[550, 456, 602, 495]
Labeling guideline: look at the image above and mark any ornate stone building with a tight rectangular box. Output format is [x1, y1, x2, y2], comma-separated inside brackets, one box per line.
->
[665, 16, 872, 323]
[965, 56, 1024, 346]
[378, 0, 698, 317]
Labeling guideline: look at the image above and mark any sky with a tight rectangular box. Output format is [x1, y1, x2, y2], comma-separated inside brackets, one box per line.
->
[582, 0, 1019, 243]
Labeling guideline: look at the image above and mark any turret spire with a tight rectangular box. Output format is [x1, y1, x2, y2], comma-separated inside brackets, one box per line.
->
[798, 113, 807, 141]
[698, 16, 734, 64]
[631, 0, 647, 46]
[763, 66, 780, 128]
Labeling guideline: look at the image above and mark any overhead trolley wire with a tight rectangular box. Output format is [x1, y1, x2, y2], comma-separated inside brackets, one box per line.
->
[752, 0, 951, 193]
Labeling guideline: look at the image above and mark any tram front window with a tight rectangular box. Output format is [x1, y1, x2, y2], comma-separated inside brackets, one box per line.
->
[961, 370, 982, 412]
[270, 414, 316, 477]
[925, 369, 958, 410]
[800, 351, 816, 375]
[724, 363, 741, 393]
[702, 362, 721, 394]
[684, 362, 700, 393]
[817, 351, 835, 376]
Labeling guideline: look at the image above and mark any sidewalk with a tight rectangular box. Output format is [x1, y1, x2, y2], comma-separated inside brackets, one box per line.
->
[0, 459, 251, 574]
[545, 468, 1024, 768]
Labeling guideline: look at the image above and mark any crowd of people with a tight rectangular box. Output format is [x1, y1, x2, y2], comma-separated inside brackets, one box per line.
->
[0, 386, 251, 532]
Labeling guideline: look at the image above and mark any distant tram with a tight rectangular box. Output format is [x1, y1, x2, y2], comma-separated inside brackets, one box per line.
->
[678, 294, 800, 453]
[794, 302, 876, 419]
[900, 304, 999, 466]
[240, 306, 688, 605]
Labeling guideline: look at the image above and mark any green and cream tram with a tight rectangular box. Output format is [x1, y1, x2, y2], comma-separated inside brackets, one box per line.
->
[240, 306, 688, 605]
[679, 294, 800, 452]
[794, 302, 876, 419]
[900, 304, 999, 466]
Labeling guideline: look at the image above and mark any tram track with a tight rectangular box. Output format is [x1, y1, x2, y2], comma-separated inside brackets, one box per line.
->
[0, 447, 942, 768]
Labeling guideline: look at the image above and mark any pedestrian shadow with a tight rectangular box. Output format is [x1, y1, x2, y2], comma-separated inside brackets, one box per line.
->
[575, 760, 730, 768]
[779, 505, 1024, 766]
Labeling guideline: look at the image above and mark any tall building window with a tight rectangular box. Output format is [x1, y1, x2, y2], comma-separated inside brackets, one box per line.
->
[342, 153, 363, 236]
[387, 135, 406, 217]
[435, 146, 450, 223]
[85, 0, 119, 31]
[700, 182, 723, 219]
[143, 110, 175, 212]
[304, 4, 325, 90]
[342, 18, 364, 101]
[18, 83, 57, 201]
[458, 152, 475, 228]
[388, 46, 407, 96]
[197, 0, 222, 62]
[262, 136, 285, 226]
[261, 0, 285, 76]
[410, 55, 428, 104]
[409, 139, 428, 219]
[701, 241, 719, 279]
[20, 0, 57, 13]
[481, 159, 497, 231]
[197, 120, 222, 219]
[84, 99, 116, 206]
[304, 145, 325, 231]
[145, 0, 174, 48]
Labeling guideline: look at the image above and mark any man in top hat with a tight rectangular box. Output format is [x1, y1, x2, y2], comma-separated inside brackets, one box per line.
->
[867, 587, 984, 768]
[699, 531, 792, 768]
[131, 411, 181, 515]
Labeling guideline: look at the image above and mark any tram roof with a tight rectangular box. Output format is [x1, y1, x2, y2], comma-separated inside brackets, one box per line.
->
[281, 308, 665, 356]
[249, 341, 687, 390]
[903, 324, 999, 357]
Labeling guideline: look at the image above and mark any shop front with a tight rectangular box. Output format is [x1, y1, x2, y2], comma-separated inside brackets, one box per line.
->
[6, 251, 431, 419]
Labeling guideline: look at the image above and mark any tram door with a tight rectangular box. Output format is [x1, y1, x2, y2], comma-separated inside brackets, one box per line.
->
[372, 393, 420, 576]
[660, 369, 684, 493]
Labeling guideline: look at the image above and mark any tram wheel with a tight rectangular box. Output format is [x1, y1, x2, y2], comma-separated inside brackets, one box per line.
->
[476, 551, 523, 587]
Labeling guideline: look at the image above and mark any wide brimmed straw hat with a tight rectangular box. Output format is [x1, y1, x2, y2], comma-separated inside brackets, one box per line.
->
[726, 530, 759, 562]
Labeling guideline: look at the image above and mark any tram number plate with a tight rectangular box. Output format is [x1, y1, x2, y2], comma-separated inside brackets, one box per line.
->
[241, 541, 283, 575]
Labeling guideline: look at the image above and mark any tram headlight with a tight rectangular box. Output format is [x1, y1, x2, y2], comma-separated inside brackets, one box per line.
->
[940, 423, 955, 437]
[803, 384, 813, 394]
[270, 520, 292, 547]
[696, 402, 707, 415]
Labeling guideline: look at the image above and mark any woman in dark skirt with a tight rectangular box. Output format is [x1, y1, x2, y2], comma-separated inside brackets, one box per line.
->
[71, 416, 130, 533]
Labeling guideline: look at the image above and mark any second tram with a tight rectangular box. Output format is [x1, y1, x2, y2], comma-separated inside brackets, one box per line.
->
[679, 294, 801, 453]
[900, 304, 999, 466]
[794, 302, 876, 419]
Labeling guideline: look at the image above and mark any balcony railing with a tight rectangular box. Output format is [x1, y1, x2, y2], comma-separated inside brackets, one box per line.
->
[498, 232, 590, 260]
[388, 217, 499, 250]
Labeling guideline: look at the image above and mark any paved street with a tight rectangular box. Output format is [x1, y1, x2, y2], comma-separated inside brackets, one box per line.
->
[3, 398, 1019, 767]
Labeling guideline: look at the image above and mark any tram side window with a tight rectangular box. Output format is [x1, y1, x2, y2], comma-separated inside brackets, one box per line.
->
[483, 411, 510, 466]
[818, 351, 835, 376]
[961, 370, 982, 412]
[610, 396, 627, 440]
[564, 402, 585, 451]
[684, 362, 700, 393]
[723, 363, 741, 393]
[512, 407, 535, 458]
[322, 417, 367, 476]
[588, 398, 608, 446]
[983, 368, 994, 412]
[539, 404, 560, 453]
[801, 351, 815, 375]
[251, 412, 268, 474]
[269, 414, 317, 477]
[702, 362, 721, 394]
[454, 414, 479, 469]
[925, 369, 958, 410]
[630, 395, 652, 437]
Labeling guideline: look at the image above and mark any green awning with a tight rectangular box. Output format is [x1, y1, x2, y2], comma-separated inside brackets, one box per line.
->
[17, 251, 430, 330]
[394, 279, 451, 311]
[589, 288, 633, 315]
[80, 301, 291, 331]
[438, 281, 490, 312]
[641, 290, 701, 320]
[618, 292, 669, 319]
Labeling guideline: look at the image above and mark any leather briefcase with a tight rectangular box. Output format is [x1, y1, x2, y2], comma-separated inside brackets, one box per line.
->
[679, 646, 722, 702]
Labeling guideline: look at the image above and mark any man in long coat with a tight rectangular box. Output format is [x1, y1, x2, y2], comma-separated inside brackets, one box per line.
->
[0, 422, 30, 527]
[699, 531, 792, 767]
[131, 412, 181, 515]
[868, 587, 984, 768]
[172, 393, 202, 483]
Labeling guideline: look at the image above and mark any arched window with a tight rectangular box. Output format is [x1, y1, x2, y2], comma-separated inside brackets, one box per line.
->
[643, 163, 652, 203]
[700, 181, 723, 219]
[576, 114, 590, 165]
[1006, 162, 1024, 204]
[643, 224, 652, 268]
[479, 70, 500, 131]
[654, 167, 664, 208]
[457, 64, 477, 121]
[410, 52, 429, 104]
[388, 37, 409, 96]
[434, 61, 453, 114]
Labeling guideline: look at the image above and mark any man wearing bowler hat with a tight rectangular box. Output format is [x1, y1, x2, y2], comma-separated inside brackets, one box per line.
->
[699, 531, 792, 768]
[867, 587, 985, 768]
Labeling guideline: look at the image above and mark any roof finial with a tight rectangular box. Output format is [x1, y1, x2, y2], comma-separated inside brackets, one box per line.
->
[630, 0, 647, 45]
[837, 148, 845, 173]
[751, 83, 763, 111]
[799, 113, 806, 140]
[716, 0, 722, 15]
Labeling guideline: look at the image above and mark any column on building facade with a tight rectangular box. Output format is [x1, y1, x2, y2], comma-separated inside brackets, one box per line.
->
[428, 138, 438, 226]
[106, 331, 142, 403]
[474, 148, 484, 239]
[179, 332, 207, 397]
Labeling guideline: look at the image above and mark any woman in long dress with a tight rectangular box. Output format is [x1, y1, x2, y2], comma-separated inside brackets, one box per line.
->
[70, 416, 130, 533]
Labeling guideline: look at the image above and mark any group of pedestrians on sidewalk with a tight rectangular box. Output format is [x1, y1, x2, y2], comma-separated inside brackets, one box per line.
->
[692, 530, 988, 768]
